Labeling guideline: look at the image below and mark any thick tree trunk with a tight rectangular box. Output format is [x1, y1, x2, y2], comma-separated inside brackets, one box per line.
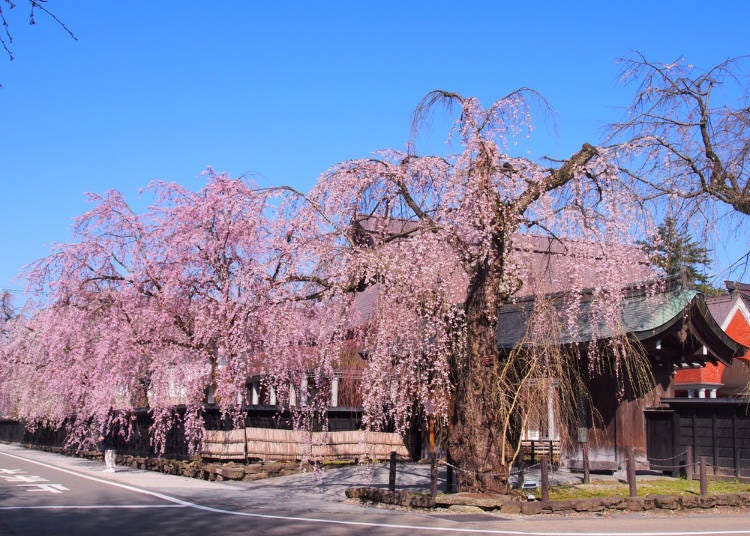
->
[448, 255, 512, 493]
[444, 144, 600, 493]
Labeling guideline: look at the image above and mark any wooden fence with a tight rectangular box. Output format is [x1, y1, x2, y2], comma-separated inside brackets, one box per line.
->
[520, 439, 561, 466]
[202, 427, 410, 461]
[645, 398, 750, 479]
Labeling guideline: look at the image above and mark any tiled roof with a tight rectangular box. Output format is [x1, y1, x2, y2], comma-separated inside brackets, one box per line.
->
[497, 280, 696, 348]
[706, 293, 734, 326]
[496, 277, 745, 365]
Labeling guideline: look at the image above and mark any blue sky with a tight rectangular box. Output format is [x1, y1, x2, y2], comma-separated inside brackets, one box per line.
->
[1, 0, 748, 298]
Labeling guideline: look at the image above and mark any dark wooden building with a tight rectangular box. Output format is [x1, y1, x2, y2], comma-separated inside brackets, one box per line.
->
[497, 279, 746, 471]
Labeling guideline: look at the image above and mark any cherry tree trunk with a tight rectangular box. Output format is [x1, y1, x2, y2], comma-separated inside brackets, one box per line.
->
[448, 256, 512, 493]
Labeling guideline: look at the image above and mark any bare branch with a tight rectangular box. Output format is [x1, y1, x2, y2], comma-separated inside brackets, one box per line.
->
[611, 54, 750, 216]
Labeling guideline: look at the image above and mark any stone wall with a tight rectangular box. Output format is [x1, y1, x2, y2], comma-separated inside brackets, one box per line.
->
[346, 487, 750, 514]
[116, 454, 305, 481]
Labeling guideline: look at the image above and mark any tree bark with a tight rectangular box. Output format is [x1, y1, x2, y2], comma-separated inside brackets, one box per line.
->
[448, 253, 510, 492]
[446, 144, 601, 493]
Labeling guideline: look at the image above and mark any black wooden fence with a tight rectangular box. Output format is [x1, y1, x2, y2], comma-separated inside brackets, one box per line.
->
[645, 398, 750, 479]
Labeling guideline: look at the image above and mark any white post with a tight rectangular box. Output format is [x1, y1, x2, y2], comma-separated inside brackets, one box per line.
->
[104, 449, 116, 472]
[331, 376, 339, 407]
[251, 382, 259, 405]
[289, 384, 297, 407]
[710, 388, 717, 399]
[269, 386, 277, 406]
[300, 376, 308, 406]
[698, 388, 706, 399]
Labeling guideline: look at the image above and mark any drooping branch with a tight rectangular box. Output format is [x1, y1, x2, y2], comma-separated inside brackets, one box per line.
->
[0, 0, 76, 62]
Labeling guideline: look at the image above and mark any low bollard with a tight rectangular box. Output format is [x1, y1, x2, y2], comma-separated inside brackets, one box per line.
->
[446, 458, 455, 493]
[626, 446, 637, 498]
[540, 454, 549, 502]
[699, 456, 708, 496]
[430, 452, 438, 499]
[389, 450, 396, 492]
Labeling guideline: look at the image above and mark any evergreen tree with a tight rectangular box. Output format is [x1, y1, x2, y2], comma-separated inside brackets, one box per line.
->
[639, 217, 718, 294]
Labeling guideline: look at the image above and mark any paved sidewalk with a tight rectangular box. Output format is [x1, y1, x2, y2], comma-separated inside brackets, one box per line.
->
[0, 442, 585, 506]
[1, 441, 607, 514]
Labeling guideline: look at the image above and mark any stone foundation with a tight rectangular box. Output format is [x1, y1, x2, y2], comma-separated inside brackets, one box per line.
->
[346, 487, 750, 514]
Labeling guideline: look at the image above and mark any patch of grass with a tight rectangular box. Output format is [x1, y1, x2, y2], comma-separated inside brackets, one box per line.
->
[548, 477, 750, 500]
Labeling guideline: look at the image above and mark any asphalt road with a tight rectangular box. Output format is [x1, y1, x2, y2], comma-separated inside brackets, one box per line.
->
[1, 444, 750, 536]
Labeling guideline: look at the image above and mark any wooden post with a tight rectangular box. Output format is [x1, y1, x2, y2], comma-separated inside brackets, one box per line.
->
[582, 441, 590, 484]
[244, 426, 249, 465]
[686, 445, 694, 481]
[428, 415, 437, 499]
[446, 452, 455, 493]
[431, 452, 438, 499]
[540, 454, 550, 501]
[389, 450, 397, 492]
[699, 456, 708, 496]
[626, 446, 637, 498]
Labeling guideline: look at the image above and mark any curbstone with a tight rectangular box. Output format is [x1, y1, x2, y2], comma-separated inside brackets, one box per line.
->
[573, 498, 605, 512]
[600, 496, 626, 510]
[550, 499, 574, 512]
[447, 504, 484, 513]
[407, 493, 435, 509]
[243, 471, 269, 481]
[435, 493, 510, 509]
[715, 494, 739, 507]
[245, 463, 263, 474]
[499, 502, 521, 514]
[345, 487, 367, 499]
[626, 497, 645, 511]
[220, 464, 246, 480]
[521, 501, 543, 515]
[345, 486, 750, 516]
[680, 495, 698, 508]
[651, 495, 679, 510]
[263, 462, 283, 473]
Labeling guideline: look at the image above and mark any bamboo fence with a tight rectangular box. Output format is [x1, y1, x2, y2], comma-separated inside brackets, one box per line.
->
[201, 427, 409, 461]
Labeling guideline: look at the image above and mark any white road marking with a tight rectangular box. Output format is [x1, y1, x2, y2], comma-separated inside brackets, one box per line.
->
[2, 475, 48, 483]
[0, 504, 187, 510]
[1, 449, 749, 536]
[17, 483, 69, 493]
[0, 469, 24, 475]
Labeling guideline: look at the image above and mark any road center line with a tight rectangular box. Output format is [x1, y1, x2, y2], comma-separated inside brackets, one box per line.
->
[2, 449, 750, 536]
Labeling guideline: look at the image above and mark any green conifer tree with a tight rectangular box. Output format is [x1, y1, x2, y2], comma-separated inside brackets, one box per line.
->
[639, 217, 718, 294]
